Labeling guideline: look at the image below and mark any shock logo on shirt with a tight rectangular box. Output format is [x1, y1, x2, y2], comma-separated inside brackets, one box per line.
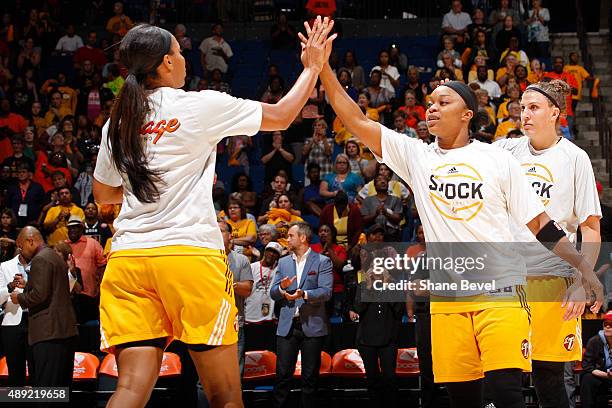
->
[428, 163, 484, 221]
[141, 118, 181, 144]
[522, 163, 554, 206]
[563, 334, 576, 351]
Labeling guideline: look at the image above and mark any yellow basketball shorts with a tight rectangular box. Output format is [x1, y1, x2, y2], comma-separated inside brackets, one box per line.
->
[526, 276, 582, 362]
[99, 246, 238, 353]
[431, 306, 532, 383]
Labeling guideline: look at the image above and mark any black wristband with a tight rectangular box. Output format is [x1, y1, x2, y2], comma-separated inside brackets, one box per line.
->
[7, 283, 14, 293]
[536, 220, 566, 250]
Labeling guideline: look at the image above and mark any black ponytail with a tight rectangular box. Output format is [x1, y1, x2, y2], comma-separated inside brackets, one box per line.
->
[107, 24, 172, 203]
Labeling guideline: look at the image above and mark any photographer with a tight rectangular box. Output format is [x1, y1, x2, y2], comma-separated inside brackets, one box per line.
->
[581, 311, 612, 407]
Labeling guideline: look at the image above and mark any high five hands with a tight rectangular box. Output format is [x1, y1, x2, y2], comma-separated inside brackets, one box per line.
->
[298, 16, 337, 72]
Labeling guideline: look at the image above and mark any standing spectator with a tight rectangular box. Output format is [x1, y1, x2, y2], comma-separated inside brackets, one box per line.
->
[526, 0, 551, 59]
[74, 163, 94, 207]
[495, 15, 521, 55]
[270, 13, 297, 50]
[366, 70, 394, 124]
[353, 268, 404, 407]
[371, 50, 400, 95]
[303, 163, 325, 217]
[463, 30, 495, 73]
[83, 202, 113, 249]
[564, 52, 593, 119]
[220, 220, 253, 377]
[16, 37, 41, 71]
[0, 251, 31, 386]
[466, 7, 491, 39]
[271, 222, 333, 408]
[106, 2, 134, 37]
[0, 99, 28, 134]
[66, 215, 106, 323]
[544, 57, 578, 131]
[55, 24, 83, 54]
[103, 64, 125, 97]
[344, 139, 370, 179]
[442, 0, 472, 37]
[337, 68, 358, 101]
[260, 76, 286, 104]
[5, 162, 45, 227]
[319, 154, 364, 204]
[2, 136, 35, 175]
[261, 131, 294, 184]
[320, 191, 363, 249]
[402, 67, 426, 105]
[389, 44, 408, 72]
[10, 227, 78, 387]
[360, 176, 403, 241]
[341, 50, 365, 90]
[489, 0, 521, 35]
[230, 173, 257, 214]
[303, 118, 333, 178]
[471, 65, 502, 99]
[42, 186, 84, 246]
[580, 311, 612, 408]
[199, 22, 233, 78]
[74, 31, 107, 70]
[246, 241, 282, 323]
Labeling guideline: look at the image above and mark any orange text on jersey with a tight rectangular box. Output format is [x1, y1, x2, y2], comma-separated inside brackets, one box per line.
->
[141, 119, 181, 144]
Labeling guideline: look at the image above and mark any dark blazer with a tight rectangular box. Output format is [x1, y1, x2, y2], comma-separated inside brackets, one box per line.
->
[270, 250, 333, 337]
[17, 246, 78, 345]
[582, 331, 612, 375]
[354, 281, 404, 347]
[5, 180, 45, 226]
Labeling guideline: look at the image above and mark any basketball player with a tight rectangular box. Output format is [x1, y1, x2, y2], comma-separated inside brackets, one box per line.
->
[495, 79, 601, 408]
[93, 19, 336, 408]
[308, 27, 603, 407]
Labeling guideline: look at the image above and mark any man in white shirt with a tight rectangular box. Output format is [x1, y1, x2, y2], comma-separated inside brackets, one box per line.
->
[55, 25, 84, 54]
[470, 65, 502, 99]
[442, 0, 472, 36]
[199, 22, 233, 76]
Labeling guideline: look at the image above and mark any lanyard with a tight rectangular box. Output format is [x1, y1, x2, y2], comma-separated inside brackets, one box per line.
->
[260, 263, 272, 292]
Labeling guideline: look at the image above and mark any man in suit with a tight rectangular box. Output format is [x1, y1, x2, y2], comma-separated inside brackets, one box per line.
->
[9, 226, 78, 386]
[270, 221, 333, 408]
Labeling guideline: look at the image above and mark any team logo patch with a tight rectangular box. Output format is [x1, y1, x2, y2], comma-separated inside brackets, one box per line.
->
[563, 334, 576, 351]
[522, 163, 554, 206]
[428, 163, 485, 221]
[521, 339, 530, 359]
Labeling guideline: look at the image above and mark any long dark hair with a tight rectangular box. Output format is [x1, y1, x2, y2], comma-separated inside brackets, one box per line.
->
[107, 24, 172, 203]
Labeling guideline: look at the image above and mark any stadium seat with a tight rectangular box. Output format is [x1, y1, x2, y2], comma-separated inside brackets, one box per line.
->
[331, 349, 366, 378]
[396, 348, 420, 377]
[0, 357, 7, 381]
[73, 352, 100, 381]
[98, 354, 118, 378]
[98, 352, 181, 379]
[293, 351, 332, 378]
[243, 350, 277, 381]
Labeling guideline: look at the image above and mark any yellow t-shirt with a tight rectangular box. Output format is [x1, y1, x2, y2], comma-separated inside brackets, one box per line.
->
[496, 99, 519, 123]
[44, 205, 85, 246]
[267, 214, 303, 247]
[563, 65, 590, 101]
[494, 119, 522, 140]
[227, 218, 256, 241]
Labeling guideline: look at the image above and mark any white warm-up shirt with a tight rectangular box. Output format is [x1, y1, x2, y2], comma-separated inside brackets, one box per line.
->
[94, 87, 262, 251]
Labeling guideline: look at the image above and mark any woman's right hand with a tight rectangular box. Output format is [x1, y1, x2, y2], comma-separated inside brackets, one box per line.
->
[298, 16, 337, 73]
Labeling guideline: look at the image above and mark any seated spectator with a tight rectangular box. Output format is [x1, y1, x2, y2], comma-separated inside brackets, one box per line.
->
[466, 7, 491, 39]
[580, 311, 612, 408]
[564, 51, 593, 116]
[472, 110, 497, 142]
[5, 162, 44, 227]
[334, 92, 379, 145]
[416, 121, 434, 143]
[225, 134, 251, 172]
[106, 1, 134, 37]
[371, 49, 400, 94]
[83, 202, 112, 249]
[361, 176, 403, 241]
[437, 36, 462, 69]
[74, 31, 107, 70]
[489, 0, 521, 34]
[311, 223, 348, 316]
[398, 89, 426, 130]
[55, 24, 83, 54]
[174, 24, 192, 52]
[208, 68, 231, 94]
[44, 91, 72, 126]
[357, 163, 410, 204]
[34, 150, 74, 193]
[388, 44, 408, 72]
[320, 191, 363, 249]
[526, 0, 551, 59]
[402, 67, 426, 105]
[366, 70, 394, 124]
[462, 29, 495, 73]
[345, 139, 371, 180]
[475, 88, 496, 124]
[259, 172, 297, 217]
[320, 154, 364, 204]
[435, 51, 464, 82]
[16, 37, 41, 71]
[260, 75, 285, 104]
[261, 131, 294, 184]
[441, 0, 472, 37]
[303, 162, 325, 217]
[251, 224, 279, 260]
[303, 118, 333, 177]
[74, 163, 93, 207]
[28, 102, 46, 137]
[494, 101, 522, 140]
[270, 13, 296, 50]
[0, 209, 17, 261]
[393, 110, 417, 138]
[103, 63, 125, 97]
[341, 50, 366, 90]
[231, 172, 257, 214]
[0, 99, 27, 135]
[245, 241, 282, 323]
[495, 15, 521, 56]
[515, 65, 530, 92]
[265, 193, 303, 247]
[42, 73, 78, 117]
[496, 54, 519, 93]
[199, 22, 233, 77]
[406, 224, 426, 257]
[226, 196, 257, 255]
[497, 83, 522, 123]
[337, 68, 358, 101]
[2, 136, 34, 176]
[43, 186, 84, 246]
[499, 36, 529, 68]
[471, 65, 502, 100]
[22, 126, 36, 161]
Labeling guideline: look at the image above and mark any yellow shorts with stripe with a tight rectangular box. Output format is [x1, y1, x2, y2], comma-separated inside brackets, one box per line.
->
[526, 276, 582, 362]
[99, 246, 238, 353]
[431, 293, 532, 383]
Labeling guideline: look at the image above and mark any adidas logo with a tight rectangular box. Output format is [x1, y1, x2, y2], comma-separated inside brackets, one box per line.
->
[528, 167, 536, 173]
[448, 167, 458, 174]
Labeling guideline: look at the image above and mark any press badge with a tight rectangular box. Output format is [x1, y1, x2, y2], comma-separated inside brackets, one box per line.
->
[18, 204, 27, 217]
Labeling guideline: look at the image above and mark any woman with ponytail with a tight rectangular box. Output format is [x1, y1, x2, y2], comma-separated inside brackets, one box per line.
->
[495, 79, 602, 408]
[93, 18, 336, 408]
